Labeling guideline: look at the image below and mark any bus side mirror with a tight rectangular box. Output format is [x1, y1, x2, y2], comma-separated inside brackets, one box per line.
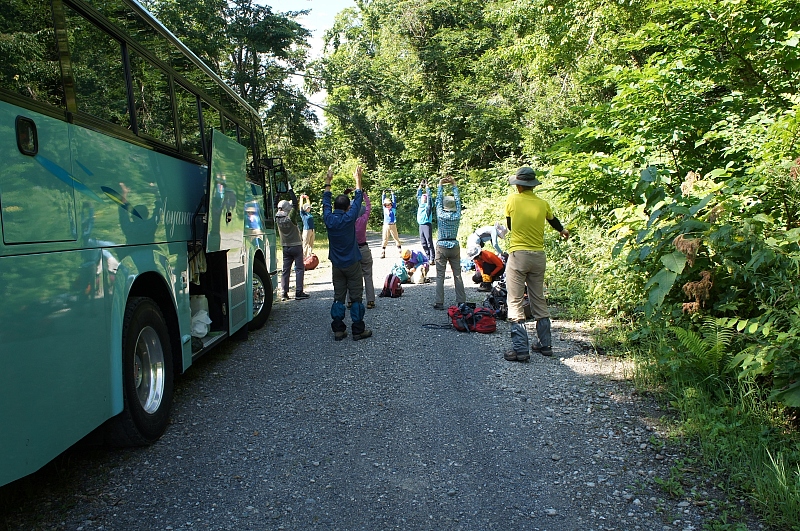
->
[275, 179, 288, 194]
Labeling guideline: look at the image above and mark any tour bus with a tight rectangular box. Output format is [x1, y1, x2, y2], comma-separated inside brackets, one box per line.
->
[0, 0, 287, 486]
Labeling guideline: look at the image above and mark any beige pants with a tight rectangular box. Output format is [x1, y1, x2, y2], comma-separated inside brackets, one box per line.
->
[302, 229, 315, 258]
[506, 250, 549, 322]
[381, 223, 401, 248]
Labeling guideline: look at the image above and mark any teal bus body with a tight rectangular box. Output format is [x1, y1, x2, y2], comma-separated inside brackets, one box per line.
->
[0, 0, 279, 486]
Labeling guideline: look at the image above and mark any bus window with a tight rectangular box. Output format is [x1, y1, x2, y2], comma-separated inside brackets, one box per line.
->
[221, 115, 238, 142]
[91, 0, 172, 65]
[65, 5, 129, 126]
[175, 83, 202, 157]
[0, 2, 64, 108]
[200, 98, 220, 153]
[129, 51, 175, 146]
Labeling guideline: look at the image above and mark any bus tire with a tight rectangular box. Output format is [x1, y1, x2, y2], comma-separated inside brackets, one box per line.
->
[250, 259, 272, 330]
[106, 297, 174, 447]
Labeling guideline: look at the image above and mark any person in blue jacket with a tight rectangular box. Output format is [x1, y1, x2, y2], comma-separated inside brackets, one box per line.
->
[380, 189, 402, 258]
[323, 165, 372, 341]
[416, 179, 435, 261]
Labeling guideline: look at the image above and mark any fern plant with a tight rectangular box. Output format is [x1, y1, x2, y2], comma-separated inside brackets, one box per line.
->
[668, 317, 736, 383]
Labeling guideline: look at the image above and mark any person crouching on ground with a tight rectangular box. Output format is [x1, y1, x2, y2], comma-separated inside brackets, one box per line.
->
[401, 248, 430, 284]
[323, 165, 372, 341]
[466, 245, 505, 292]
[466, 222, 508, 255]
[432, 176, 466, 310]
[503, 166, 570, 362]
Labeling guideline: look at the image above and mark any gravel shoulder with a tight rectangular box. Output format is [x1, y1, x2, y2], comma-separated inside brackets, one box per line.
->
[0, 232, 765, 530]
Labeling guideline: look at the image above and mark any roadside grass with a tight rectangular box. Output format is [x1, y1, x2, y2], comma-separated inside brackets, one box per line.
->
[626, 337, 800, 530]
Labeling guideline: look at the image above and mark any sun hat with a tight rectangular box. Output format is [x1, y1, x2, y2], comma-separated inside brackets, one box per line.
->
[508, 166, 542, 187]
[302, 203, 312, 212]
[466, 245, 481, 260]
[402, 249, 412, 260]
[495, 221, 508, 238]
[443, 196, 456, 212]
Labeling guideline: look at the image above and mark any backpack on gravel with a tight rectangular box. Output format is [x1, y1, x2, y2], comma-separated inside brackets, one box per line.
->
[391, 263, 410, 283]
[379, 273, 403, 298]
[483, 283, 532, 320]
[448, 303, 496, 333]
[303, 253, 319, 271]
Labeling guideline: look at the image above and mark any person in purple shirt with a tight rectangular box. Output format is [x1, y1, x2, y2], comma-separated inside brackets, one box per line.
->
[323, 165, 372, 341]
[355, 190, 376, 309]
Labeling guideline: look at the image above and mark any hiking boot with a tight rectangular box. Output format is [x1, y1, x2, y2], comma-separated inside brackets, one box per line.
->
[353, 329, 372, 341]
[334, 330, 348, 341]
[477, 282, 492, 292]
[367, 301, 376, 309]
[295, 291, 310, 300]
[531, 345, 553, 357]
[432, 303, 444, 310]
[281, 293, 290, 301]
[504, 349, 530, 362]
[346, 301, 352, 308]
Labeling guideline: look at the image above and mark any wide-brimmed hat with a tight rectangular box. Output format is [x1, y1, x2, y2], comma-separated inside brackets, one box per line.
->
[443, 196, 456, 212]
[508, 166, 542, 187]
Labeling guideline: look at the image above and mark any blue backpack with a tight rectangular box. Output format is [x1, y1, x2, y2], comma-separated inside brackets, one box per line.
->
[391, 263, 410, 283]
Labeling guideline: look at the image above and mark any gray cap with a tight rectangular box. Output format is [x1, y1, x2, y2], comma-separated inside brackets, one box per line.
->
[508, 166, 542, 187]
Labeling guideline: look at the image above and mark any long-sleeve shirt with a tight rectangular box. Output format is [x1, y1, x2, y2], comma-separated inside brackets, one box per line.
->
[323, 189, 363, 268]
[355, 191, 371, 246]
[474, 250, 504, 277]
[381, 191, 397, 224]
[435, 184, 460, 249]
[403, 250, 429, 270]
[471, 225, 503, 254]
[416, 186, 433, 225]
[299, 209, 315, 231]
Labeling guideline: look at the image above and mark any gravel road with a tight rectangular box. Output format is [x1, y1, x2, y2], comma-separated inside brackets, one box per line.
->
[1, 232, 764, 531]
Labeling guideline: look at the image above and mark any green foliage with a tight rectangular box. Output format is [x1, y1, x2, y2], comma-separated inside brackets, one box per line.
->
[667, 318, 736, 386]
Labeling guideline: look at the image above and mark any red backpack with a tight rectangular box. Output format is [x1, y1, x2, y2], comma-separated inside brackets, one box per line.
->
[379, 274, 403, 298]
[304, 253, 319, 270]
[448, 304, 496, 333]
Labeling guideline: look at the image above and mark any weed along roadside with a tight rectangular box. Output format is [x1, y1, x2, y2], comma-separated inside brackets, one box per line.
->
[1, 232, 766, 530]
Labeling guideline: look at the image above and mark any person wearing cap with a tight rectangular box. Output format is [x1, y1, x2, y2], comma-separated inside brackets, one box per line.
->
[380, 189, 402, 258]
[416, 180, 435, 261]
[275, 186, 310, 301]
[401, 248, 430, 284]
[466, 222, 508, 255]
[299, 194, 315, 258]
[503, 166, 570, 361]
[323, 165, 372, 341]
[354, 190, 376, 309]
[466, 245, 505, 292]
[432, 176, 466, 310]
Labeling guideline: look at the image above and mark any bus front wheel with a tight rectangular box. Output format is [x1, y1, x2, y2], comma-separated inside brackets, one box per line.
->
[250, 259, 272, 330]
[106, 297, 174, 446]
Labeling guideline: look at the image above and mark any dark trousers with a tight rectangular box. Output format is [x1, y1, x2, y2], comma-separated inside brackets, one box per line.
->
[281, 244, 304, 295]
[419, 223, 435, 260]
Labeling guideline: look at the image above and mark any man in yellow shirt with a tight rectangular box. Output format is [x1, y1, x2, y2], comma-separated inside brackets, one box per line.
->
[503, 167, 570, 361]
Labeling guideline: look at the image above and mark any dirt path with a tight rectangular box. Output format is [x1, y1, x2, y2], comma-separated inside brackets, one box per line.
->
[0, 232, 760, 530]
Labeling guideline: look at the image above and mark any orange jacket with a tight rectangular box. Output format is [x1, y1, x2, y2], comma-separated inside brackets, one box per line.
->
[474, 250, 504, 277]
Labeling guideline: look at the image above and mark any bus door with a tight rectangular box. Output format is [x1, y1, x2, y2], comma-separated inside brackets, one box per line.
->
[205, 129, 248, 334]
[0, 109, 76, 244]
